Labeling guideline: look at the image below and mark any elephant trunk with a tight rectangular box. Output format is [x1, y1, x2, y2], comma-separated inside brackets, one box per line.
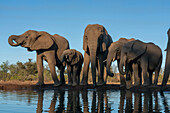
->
[90, 45, 97, 87]
[106, 54, 115, 77]
[161, 29, 170, 91]
[119, 58, 126, 75]
[8, 35, 21, 46]
[60, 52, 67, 63]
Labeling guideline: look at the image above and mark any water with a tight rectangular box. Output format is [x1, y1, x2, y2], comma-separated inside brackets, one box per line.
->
[0, 89, 170, 113]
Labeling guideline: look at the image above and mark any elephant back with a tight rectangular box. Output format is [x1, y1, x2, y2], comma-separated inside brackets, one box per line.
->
[52, 34, 70, 61]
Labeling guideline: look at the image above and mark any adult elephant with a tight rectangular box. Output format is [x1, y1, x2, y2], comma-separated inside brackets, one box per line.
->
[119, 40, 162, 86]
[8, 30, 70, 86]
[80, 24, 113, 86]
[161, 29, 170, 91]
[106, 38, 135, 87]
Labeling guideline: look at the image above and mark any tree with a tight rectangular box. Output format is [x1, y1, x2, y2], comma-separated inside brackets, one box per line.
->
[0, 61, 9, 81]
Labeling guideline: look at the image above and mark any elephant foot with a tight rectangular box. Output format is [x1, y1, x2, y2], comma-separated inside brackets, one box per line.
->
[143, 83, 150, 87]
[60, 81, 65, 85]
[80, 81, 88, 86]
[68, 82, 72, 86]
[72, 83, 78, 86]
[97, 81, 105, 86]
[134, 83, 141, 87]
[54, 82, 62, 87]
[36, 82, 44, 86]
[120, 84, 126, 89]
[126, 81, 133, 89]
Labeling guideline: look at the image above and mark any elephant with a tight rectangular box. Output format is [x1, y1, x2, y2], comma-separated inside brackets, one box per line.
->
[106, 38, 135, 87]
[80, 24, 113, 86]
[60, 49, 84, 86]
[119, 40, 162, 87]
[161, 29, 170, 91]
[8, 30, 70, 86]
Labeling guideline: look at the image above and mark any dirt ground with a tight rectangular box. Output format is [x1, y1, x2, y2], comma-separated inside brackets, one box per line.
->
[0, 80, 170, 92]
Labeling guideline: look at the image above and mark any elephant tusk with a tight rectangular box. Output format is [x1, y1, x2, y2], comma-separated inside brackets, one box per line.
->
[112, 58, 115, 62]
[103, 59, 107, 62]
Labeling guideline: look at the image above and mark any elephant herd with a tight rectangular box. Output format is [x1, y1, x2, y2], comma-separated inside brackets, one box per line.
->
[8, 24, 170, 90]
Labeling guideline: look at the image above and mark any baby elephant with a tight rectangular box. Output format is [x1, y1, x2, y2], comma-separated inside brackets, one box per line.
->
[61, 49, 84, 86]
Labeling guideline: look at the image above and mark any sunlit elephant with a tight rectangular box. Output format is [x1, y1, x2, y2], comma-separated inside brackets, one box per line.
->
[80, 24, 113, 86]
[8, 30, 70, 86]
[119, 40, 162, 86]
[161, 29, 170, 91]
[106, 38, 135, 87]
[61, 49, 83, 86]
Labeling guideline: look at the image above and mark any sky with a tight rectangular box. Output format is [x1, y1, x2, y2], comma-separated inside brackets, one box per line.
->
[0, 0, 170, 68]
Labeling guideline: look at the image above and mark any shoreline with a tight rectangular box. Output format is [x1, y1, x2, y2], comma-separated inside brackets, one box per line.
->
[0, 80, 170, 92]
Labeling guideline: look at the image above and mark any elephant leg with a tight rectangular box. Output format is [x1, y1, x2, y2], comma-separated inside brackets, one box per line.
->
[133, 63, 140, 86]
[141, 62, 150, 86]
[67, 65, 72, 85]
[149, 71, 153, 85]
[36, 53, 44, 85]
[125, 63, 133, 89]
[72, 66, 78, 86]
[46, 51, 60, 86]
[77, 65, 82, 85]
[59, 65, 66, 84]
[154, 70, 159, 86]
[154, 60, 161, 86]
[103, 66, 107, 84]
[97, 54, 104, 86]
[81, 52, 90, 85]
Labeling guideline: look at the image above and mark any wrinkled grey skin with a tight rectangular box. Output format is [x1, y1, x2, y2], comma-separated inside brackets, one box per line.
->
[161, 29, 170, 91]
[61, 49, 83, 86]
[119, 40, 162, 87]
[106, 38, 135, 87]
[8, 30, 69, 86]
[81, 24, 113, 86]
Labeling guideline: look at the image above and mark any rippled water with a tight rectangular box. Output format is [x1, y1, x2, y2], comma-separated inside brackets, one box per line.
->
[0, 89, 170, 113]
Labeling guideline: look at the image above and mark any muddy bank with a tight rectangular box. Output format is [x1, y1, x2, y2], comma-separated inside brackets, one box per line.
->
[0, 81, 170, 92]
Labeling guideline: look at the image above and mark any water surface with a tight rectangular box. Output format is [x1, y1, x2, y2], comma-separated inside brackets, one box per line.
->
[0, 89, 170, 113]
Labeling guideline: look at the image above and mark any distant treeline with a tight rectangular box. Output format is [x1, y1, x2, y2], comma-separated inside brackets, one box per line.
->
[0, 59, 166, 83]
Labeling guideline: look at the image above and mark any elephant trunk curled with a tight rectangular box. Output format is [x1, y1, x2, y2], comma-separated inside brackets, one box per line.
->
[8, 35, 21, 46]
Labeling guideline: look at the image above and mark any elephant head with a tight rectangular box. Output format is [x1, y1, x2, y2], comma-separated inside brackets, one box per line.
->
[8, 30, 54, 51]
[61, 49, 80, 65]
[106, 38, 135, 77]
[83, 24, 112, 86]
[119, 40, 147, 75]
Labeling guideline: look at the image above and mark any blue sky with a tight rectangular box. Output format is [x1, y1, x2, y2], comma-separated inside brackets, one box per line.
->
[0, 0, 170, 67]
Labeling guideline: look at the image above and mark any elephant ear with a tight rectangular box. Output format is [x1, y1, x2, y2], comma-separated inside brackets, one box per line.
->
[30, 32, 54, 50]
[69, 51, 80, 65]
[83, 34, 88, 52]
[100, 34, 112, 53]
[83, 25, 91, 52]
[128, 40, 147, 61]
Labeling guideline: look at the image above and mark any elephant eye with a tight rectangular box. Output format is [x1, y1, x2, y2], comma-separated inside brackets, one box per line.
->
[25, 36, 28, 39]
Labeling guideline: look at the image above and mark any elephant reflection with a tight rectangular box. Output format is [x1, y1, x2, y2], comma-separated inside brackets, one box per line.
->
[49, 90, 65, 113]
[81, 90, 111, 113]
[66, 90, 82, 113]
[36, 90, 65, 113]
[118, 90, 169, 113]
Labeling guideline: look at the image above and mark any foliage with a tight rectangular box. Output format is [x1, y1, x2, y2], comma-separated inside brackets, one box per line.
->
[0, 59, 52, 82]
[0, 60, 167, 84]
